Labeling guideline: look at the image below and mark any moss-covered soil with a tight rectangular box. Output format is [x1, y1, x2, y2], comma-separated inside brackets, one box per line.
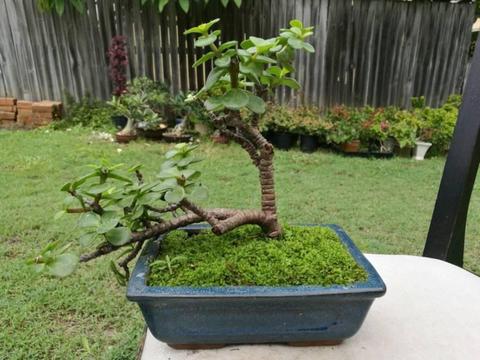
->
[148, 225, 368, 287]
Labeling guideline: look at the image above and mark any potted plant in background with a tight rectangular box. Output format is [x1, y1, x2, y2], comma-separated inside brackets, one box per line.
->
[360, 107, 395, 155]
[326, 106, 361, 153]
[108, 93, 157, 143]
[389, 108, 417, 157]
[107, 36, 129, 130]
[294, 107, 324, 153]
[261, 105, 298, 150]
[128, 77, 170, 140]
[31, 19, 385, 349]
[414, 123, 433, 161]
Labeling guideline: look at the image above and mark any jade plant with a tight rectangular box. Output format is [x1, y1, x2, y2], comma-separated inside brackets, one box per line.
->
[29, 19, 314, 279]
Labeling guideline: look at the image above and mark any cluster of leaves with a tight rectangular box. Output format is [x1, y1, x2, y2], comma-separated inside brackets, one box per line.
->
[149, 225, 368, 287]
[51, 93, 117, 130]
[185, 18, 314, 115]
[261, 94, 461, 152]
[108, 93, 162, 132]
[28, 143, 207, 277]
[147, 0, 242, 13]
[107, 36, 129, 97]
[36, 0, 242, 15]
[260, 105, 328, 136]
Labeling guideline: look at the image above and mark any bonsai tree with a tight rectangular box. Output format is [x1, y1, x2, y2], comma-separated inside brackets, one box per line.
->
[108, 93, 160, 140]
[29, 19, 314, 278]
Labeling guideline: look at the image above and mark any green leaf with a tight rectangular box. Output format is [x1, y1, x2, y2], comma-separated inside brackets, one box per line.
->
[78, 213, 100, 228]
[281, 77, 300, 89]
[47, 254, 79, 277]
[70, 0, 85, 13]
[55, 0, 65, 15]
[180, 169, 200, 180]
[290, 19, 303, 28]
[204, 97, 224, 112]
[288, 38, 304, 50]
[203, 67, 227, 91]
[214, 55, 231, 68]
[233, 0, 242, 7]
[110, 260, 126, 286]
[189, 185, 208, 202]
[194, 34, 217, 48]
[72, 171, 98, 189]
[218, 40, 238, 52]
[192, 52, 215, 67]
[177, 156, 201, 167]
[165, 186, 185, 203]
[302, 42, 315, 53]
[105, 227, 131, 246]
[61, 182, 72, 192]
[157, 167, 181, 179]
[108, 173, 133, 183]
[246, 94, 266, 114]
[88, 183, 113, 195]
[221, 89, 249, 110]
[97, 211, 120, 234]
[178, 0, 190, 13]
[165, 149, 179, 159]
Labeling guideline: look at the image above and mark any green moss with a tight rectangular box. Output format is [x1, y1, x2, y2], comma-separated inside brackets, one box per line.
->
[148, 225, 368, 287]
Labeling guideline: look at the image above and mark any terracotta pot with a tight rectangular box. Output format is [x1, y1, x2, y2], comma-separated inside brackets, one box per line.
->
[116, 132, 138, 143]
[341, 140, 361, 153]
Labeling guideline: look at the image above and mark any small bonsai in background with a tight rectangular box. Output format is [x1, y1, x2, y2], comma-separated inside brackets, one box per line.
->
[30, 19, 315, 279]
[107, 36, 129, 97]
[108, 93, 160, 143]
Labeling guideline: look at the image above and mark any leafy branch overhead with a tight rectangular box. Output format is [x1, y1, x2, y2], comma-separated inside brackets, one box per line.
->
[36, 0, 242, 15]
[186, 19, 314, 114]
[29, 19, 314, 281]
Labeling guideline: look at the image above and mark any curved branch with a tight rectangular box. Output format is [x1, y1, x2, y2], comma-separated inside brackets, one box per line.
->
[79, 208, 241, 263]
[220, 128, 260, 166]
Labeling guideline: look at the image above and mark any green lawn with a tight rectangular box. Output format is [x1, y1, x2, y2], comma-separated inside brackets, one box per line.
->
[1, 128, 479, 359]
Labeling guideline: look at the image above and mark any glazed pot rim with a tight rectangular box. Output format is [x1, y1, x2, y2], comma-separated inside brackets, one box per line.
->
[126, 224, 386, 300]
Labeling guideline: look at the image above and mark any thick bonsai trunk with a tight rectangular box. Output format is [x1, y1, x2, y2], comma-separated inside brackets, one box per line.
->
[258, 146, 281, 237]
[212, 110, 282, 237]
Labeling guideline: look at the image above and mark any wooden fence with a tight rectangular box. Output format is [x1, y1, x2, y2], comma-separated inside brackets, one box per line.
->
[0, 0, 475, 108]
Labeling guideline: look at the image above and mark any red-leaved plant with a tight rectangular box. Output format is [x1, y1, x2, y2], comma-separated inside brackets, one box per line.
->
[107, 36, 129, 96]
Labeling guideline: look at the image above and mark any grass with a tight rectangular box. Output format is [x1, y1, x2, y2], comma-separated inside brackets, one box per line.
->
[148, 225, 368, 287]
[1, 128, 479, 359]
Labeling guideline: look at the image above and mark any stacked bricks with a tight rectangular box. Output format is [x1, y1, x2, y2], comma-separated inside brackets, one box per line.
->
[31, 101, 62, 127]
[0, 98, 62, 129]
[0, 98, 18, 129]
[17, 101, 33, 127]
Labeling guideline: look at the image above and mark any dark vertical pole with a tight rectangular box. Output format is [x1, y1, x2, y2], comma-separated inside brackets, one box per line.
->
[423, 38, 480, 267]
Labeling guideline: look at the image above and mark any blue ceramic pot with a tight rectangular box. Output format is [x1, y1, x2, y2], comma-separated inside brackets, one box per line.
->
[127, 225, 386, 348]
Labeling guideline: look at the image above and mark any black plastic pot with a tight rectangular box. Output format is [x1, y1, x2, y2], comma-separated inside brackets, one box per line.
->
[300, 135, 319, 153]
[112, 115, 127, 130]
[270, 132, 296, 150]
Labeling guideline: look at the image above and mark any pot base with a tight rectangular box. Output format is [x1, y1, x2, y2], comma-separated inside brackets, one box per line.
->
[168, 339, 343, 350]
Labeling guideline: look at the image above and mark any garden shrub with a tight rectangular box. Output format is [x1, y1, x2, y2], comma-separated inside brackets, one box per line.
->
[51, 93, 116, 130]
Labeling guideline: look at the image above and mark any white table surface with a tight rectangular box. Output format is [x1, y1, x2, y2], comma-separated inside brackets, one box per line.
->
[140, 254, 480, 360]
